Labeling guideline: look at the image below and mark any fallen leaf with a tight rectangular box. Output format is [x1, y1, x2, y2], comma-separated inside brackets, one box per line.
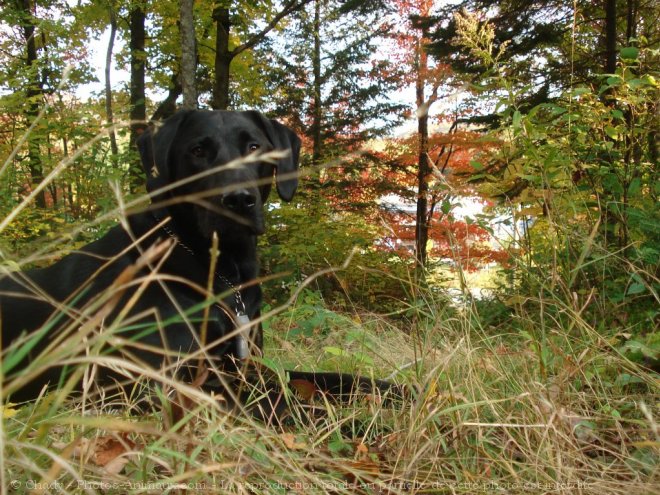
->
[280, 433, 307, 450]
[356, 443, 369, 456]
[94, 434, 135, 476]
[289, 379, 317, 400]
[101, 455, 130, 476]
[94, 435, 134, 466]
[52, 434, 135, 477]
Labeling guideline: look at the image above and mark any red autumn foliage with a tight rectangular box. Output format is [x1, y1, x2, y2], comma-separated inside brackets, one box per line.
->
[295, 0, 507, 272]
[381, 210, 509, 269]
[315, 124, 507, 271]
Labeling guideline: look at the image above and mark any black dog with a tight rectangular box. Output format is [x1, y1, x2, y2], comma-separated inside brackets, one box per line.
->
[0, 110, 397, 412]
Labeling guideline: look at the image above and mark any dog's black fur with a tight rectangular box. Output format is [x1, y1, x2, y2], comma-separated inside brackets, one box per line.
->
[0, 110, 397, 411]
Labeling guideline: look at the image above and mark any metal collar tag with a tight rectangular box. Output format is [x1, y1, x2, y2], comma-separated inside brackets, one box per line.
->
[235, 313, 252, 359]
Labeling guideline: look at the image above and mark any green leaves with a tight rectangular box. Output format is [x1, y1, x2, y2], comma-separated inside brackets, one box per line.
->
[619, 46, 639, 61]
[619, 339, 658, 362]
[447, 12, 659, 336]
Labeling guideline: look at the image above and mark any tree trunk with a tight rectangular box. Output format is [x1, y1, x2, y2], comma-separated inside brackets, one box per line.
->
[179, 0, 197, 109]
[211, 1, 313, 110]
[212, 6, 232, 110]
[105, 4, 119, 158]
[602, 0, 625, 249]
[625, 0, 638, 41]
[129, 2, 147, 190]
[604, 0, 617, 73]
[311, 0, 322, 165]
[415, 117, 431, 270]
[414, 38, 430, 270]
[18, 0, 46, 208]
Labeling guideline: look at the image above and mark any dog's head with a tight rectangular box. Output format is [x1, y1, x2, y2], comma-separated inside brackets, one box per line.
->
[137, 110, 300, 237]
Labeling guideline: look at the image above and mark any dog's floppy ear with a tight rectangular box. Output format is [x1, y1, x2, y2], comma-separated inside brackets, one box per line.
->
[137, 110, 193, 194]
[244, 111, 301, 202]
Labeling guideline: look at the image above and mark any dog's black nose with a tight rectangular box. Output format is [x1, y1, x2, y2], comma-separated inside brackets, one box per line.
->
[221, 189, 257, 211]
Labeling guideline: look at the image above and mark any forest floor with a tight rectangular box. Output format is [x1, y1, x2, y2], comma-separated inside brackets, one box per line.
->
[2, 287, 657, 494]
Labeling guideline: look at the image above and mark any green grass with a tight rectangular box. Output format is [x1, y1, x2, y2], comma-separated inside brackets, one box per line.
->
[1, 277, 657, 494]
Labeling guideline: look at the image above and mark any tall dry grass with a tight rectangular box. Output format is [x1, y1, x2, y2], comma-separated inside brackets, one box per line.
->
[0, 123, 657, 495]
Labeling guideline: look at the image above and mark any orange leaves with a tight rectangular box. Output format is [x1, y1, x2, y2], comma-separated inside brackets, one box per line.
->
[379, 208, 508, 271]
[91, 435, 136, 474]
[52, 433, 136, 477]
[289, 378, 318, 401]
[280, 433, 308, 450]
[312, 120, 507, 271]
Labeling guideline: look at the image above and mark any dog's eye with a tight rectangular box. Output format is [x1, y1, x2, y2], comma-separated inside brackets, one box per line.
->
[248, 143, 260, 153]
[190, 145, 206, 158]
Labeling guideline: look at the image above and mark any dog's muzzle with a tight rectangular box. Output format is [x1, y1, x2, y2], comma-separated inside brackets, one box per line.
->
[221, 189, 257, 211]
[217, 185, 264, 234]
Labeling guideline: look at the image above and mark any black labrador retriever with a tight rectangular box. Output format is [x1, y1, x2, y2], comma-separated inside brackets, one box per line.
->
[0, 110, 396, 414]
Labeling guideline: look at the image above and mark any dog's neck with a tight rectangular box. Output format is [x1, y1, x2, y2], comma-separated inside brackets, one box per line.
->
[216, 232, 259, 285]
[149, 206, 259, 287]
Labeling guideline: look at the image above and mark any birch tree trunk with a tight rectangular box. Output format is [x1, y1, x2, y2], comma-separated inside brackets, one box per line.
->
[179, 0, 197, 109]
[104, 4, 119, 157]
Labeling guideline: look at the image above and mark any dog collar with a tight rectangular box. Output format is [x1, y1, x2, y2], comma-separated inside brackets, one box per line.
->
[151, 212, 252, 359]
